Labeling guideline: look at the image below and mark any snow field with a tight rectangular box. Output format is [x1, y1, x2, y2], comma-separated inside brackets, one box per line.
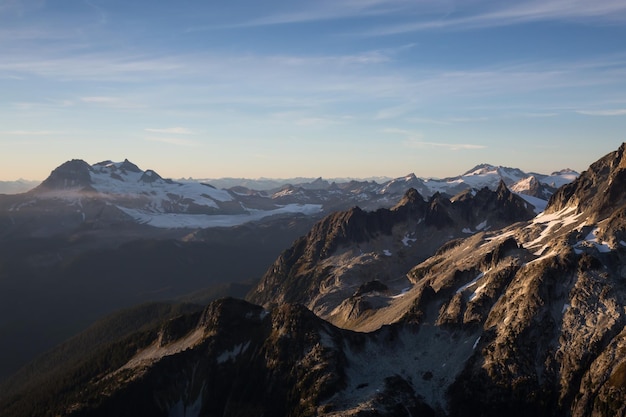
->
[331, 326, 480, 413]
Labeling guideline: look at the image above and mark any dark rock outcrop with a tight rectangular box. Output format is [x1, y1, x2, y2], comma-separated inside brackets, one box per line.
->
[119, 159, 142, 173]
[139, 169, 163, 183]
[35, 159, 93, 191]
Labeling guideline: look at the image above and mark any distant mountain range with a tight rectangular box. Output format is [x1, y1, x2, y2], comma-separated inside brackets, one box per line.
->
[2, 144, 624, 417]
[191, 176, 395, 191]
[0, 158, 579, 382]
[0, 158, 578, 234]
[195, 166, 577, 193]
[0, 179, 40, 194]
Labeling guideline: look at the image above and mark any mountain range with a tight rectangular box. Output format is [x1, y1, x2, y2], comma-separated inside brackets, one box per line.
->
[0, 179, 40, 195]
[7, 149, 625, 416]
[0, 158, 577, 236]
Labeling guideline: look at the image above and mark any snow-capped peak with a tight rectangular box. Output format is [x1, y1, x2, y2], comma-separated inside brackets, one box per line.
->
[461, 163, 497, 177]
[539, 169, 580, 188]
[510, 175, 538, 193]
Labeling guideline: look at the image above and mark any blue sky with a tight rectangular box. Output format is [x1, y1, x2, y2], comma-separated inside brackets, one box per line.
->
[1, 0, 626, 180]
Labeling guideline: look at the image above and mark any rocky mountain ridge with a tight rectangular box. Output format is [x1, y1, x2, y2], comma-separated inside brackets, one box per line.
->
[0, 159, 577, 236]
[247, 181, 536, 330]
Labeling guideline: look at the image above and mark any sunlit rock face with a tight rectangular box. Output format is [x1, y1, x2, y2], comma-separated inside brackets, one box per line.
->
[248, 183, 535, 331]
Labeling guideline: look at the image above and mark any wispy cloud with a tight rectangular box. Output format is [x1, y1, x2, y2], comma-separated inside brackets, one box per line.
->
[268, 50, 392, 67]
[375, 103, 416, 120]
[1, 11, 624, 141]
[0, 130, 62, 136]
[2, 48, 622, 123]
[0, 47, 393, 87]
[143, 136, 199, 147]
[81, 96, 118, 104]
[405, 117, 451, 126]
[576, 108, 626, 116]
[404, 139, 486, 151]
[0, 0, 46, 16]
[198, 0, 420, 29]
[0, 51, 186, 82]
[407, 112, 556, 125]
[84, 0, 108, 25]
[384, 127, 489, 151]
[362, 0, 626, 35]
[448, 116, 489, 123]
[143, 126, 199, 146]
[512, 112, 559, 118]
[293, 117, 336, 127]
[80, 96, 142, 108]
[381, 127, 417, 135]
[193, 0, 626, 35]
[270, 111, 347, 127]
[145, 127, 195, 135]
[485, 0, 626, 23]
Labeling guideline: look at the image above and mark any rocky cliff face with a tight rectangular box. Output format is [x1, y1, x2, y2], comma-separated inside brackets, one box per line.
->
[547, 142, 626, 220]
[247, 183, 535, 330]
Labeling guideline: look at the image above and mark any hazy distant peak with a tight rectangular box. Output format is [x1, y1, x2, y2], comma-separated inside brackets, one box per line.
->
[0, 179, 40, 194]
[460, 164, 526, 182]
[93, 160, 114, 167]
[92, 159, 143, 173]
[550, 168, 579, 176]
[461, 163, 497, 176]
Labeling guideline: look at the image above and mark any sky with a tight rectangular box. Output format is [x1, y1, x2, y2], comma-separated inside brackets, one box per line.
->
[1, 0, 626, 181]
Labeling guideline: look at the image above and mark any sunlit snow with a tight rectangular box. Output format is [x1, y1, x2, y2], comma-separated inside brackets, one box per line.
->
[168, 390, 204, 417]
[524, 206, 583, 250]
[216, 341, 250, 364]
[91, 163, 233, 208]
[572, 227, 612, 253]
[402, 234, 417, 247]
[118, 204, 322, 228]
[515, 193, 547, 214]
[472, 337, 481, 350]
[456, 271, 485, 294]
[475, 220, 488, 231]
[391, 287, 412, 299]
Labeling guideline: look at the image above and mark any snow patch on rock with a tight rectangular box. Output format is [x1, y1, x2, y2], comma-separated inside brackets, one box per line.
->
[217, 341, 250, 364]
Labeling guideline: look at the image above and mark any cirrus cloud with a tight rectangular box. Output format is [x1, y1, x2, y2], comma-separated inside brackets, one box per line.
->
[145, 127, 195, 135]
[404, 139, 486, 151]
[576, 108, 626, 116]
